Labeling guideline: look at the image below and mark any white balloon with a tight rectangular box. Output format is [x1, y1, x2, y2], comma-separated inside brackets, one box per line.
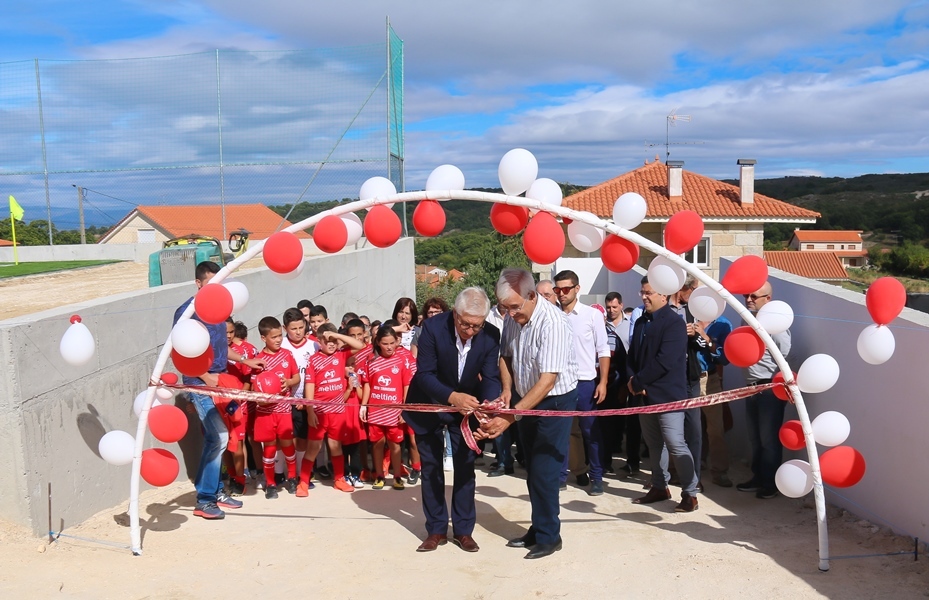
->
[498, 148, 539, 196]
[798, 353, 840, 394]
[612, 192, 648, 230]
[98, 430, 136, 466]
[155, 387, 175, 401]
[425, 164, 465, 198]
[775, 459, 814, 498]
[341, 212, 364, 246]
[171, 319, 211, 359]
[811, 411, 851, 447]
[567, 219, 605, 253]
[223, 280, 249, 313]
[647, 256, 686, 296]
[687, 286, 725, 321]
[133, 390, 162, 418]
[360, 176, 396, 209]
[857, 324, 895, 365]
[59, 321, 96, 367]
[757, 300, 794, 335]
[526, 178, 563, 207]
[274, 258, 305, 280]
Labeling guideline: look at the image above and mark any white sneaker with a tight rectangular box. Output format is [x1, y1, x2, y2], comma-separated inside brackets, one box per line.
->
[443, 456, 453, 471]
[351, 476, 364, 489]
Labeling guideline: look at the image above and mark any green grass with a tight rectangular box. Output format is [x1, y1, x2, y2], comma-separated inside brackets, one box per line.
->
[0, 260, 122, 278]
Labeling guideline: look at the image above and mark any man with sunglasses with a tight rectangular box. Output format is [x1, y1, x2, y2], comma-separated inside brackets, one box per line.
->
[738, 281, 791, 499]
[404, 287, 502, 553]
[553, 270, 611, 496]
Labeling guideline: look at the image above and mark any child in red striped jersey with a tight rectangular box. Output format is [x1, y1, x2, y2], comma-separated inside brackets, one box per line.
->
[359, 326, 414, 490]
[250, 316, 301, 499]
[296, 323, 365, 495]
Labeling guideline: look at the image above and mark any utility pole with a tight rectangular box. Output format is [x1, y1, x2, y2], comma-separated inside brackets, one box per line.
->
[73, 185, 86, 244]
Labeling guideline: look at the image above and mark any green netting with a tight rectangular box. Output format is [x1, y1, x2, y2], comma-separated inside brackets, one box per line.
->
[0, 27, 404, 238]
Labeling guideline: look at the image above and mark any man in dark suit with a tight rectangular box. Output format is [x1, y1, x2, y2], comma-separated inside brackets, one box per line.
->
[627, 275, 698, 512]
[404, 287, 502, 553]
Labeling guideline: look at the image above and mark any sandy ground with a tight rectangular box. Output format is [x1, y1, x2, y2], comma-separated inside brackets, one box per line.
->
[1, 462, 926, 600]
[0, 258, 269, 321]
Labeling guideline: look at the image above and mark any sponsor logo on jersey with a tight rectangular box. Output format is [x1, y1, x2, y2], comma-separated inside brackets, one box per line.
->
[378, 375, 392, 387]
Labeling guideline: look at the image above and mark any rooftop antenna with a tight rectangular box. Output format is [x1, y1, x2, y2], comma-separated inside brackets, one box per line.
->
[644, 109, 703, 163]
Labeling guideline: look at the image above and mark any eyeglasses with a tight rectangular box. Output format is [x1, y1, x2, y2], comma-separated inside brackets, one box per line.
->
[553, 285, 576, 295]
[426, 309, 443, 316]
[744, 293, 771, 301]
[639, 290, 657, 297]
[455, 314, 484, 331]
[502, 297, 530, 314]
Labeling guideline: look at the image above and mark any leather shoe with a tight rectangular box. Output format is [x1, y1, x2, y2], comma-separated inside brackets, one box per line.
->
[506, 533, 536, 548]
[487, 465, 506, 477]
[416, 534, 448, 552]
[675, 493, 699, 512]
[633, 486, 672, 504]
[524, 539, 562, 559]
[452, 535, 480, 552]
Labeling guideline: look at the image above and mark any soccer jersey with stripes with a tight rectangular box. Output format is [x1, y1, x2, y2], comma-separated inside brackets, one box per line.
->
[250, 348, 299, 414]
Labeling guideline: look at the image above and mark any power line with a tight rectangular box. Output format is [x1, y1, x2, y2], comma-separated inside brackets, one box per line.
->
[79, 186, 138, 207]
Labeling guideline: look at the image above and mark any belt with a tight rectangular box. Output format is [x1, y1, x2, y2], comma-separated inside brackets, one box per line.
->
[699, 371, 709, 378]
[749, 378, 773, 385]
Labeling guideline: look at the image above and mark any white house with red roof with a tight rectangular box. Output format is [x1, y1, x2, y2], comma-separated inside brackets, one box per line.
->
[561, 158, 821, 280]
[788, 230, 867, 268]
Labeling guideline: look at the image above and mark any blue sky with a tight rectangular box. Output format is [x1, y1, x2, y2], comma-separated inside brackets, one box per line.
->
[2, 1, 929, 227]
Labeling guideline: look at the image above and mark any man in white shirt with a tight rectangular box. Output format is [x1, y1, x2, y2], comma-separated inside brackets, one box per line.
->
[553, 270, 611, 496]
[476, 268, 578, 559]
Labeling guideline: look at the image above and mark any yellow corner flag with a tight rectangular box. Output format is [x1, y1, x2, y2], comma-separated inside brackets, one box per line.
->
[9, 195, 24, 221]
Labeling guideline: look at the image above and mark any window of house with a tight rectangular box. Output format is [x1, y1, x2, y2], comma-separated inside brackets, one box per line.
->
[849, 244, 856, 249]
[806, 244, 814, 250]
[137, 228, 156, 243]
[827, 244, 835, 250]
[841, 245, 845, 249]
[682, 237, 710, 267]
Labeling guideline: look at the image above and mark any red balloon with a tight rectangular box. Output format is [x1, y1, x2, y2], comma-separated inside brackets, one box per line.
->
[490, 203, 529, 235]
[820, 446, 866, 488]
[254, 370, 283, 395]
[160, 372, 178, 385]
[194, 283, 233, 325]
[562, 217, 573, 225]
[865, 277, 906, 325]
[412, 200, 446, 237]
[171, 347, 214, 378]
[601, 235, 640, 273]
[723, 326, 765, 368]
[148, 405, 189, 444]
[313, 214, 348, 254]
[263, 231, 304, 274]
[664, 210, 705, 254]
[779, 420, 805, 451]
[522, 212, 565, 265]
[364, 205, 402, 248]
[141, 448, 179, 487]
[722, 255, 769, 295]
[772, 370, 798, 401]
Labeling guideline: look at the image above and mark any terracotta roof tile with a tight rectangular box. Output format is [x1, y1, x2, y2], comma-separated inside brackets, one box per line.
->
[0, 239, 13, 247]
[565, 160, 820, 221]
[120, 204, 308, 241]
[791, 230, 863, 243]
[764, 251, 848, 280]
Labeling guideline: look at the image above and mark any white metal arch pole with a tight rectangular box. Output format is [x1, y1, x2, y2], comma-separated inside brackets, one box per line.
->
[131, 190, 828, 571]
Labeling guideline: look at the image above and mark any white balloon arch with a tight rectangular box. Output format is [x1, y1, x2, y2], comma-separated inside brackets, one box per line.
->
[128, 165, 831, 572]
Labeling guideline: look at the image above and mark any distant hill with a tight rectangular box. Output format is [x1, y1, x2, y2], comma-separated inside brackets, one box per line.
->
[722, 173, 929, 247]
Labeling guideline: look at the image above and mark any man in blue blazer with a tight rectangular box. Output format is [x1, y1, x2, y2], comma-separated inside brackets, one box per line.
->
[404, 287, 502, 553]
[627, 275, 698, 512]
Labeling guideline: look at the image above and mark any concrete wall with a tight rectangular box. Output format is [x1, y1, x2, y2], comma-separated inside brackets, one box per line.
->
[726, 262, 929, 542]
[0, 242, 163, 264]
[0, 239, 414, 533]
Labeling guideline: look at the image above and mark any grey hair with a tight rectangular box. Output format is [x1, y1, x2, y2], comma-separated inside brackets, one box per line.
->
[537, 279, 553, 287]
[496, 268, 536, 301]
[683, 274, 697, 289]
[454, 287, 491, 317]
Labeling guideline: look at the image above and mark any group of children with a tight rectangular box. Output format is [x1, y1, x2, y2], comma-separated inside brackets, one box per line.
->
[219, 300, 424, 499]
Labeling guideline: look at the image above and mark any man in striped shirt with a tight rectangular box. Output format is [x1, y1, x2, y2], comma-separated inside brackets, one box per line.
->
[476, 268, 578, 560]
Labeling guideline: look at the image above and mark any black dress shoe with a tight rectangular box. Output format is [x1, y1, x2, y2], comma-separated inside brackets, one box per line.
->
[633, 486, 672, 504]
[576, 473, 590, 486]
[525, 539, 562, 559]
[488, 465, 506, 477]
[506, 533, 536, 548]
